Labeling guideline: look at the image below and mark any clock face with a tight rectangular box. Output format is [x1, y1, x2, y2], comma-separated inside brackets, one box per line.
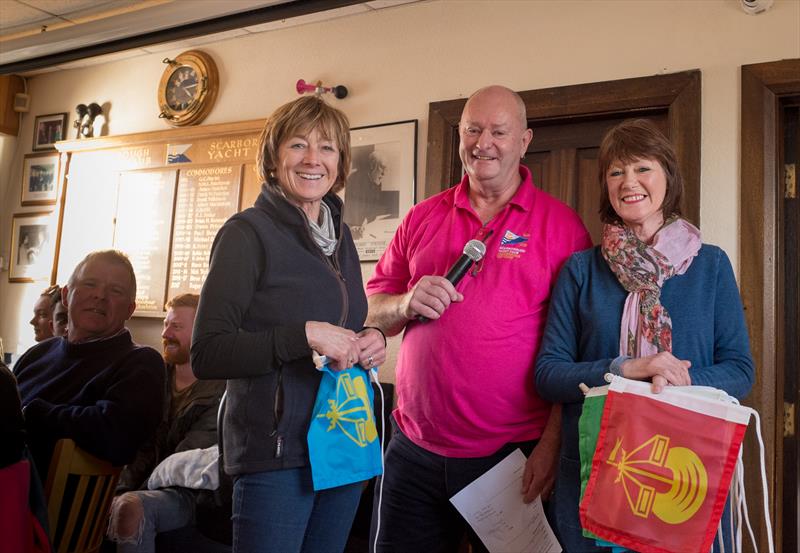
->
[166, 66, 199, 111]
[158, 50, 218, 127]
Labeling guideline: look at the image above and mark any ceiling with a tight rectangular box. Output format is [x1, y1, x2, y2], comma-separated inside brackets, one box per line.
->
[0, 0, 418, 75]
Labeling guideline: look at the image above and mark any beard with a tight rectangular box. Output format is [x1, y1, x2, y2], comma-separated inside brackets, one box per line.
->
[162, 339, 189, 365]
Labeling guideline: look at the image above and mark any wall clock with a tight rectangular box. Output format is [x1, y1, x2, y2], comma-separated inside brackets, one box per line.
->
[157, 50, 219, 127]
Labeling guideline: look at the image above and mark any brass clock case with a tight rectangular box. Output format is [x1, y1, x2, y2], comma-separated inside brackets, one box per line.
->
[157, 50, 219, 127]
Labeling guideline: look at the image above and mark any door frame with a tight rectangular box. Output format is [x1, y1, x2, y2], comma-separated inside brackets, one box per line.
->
[424, 70, 701, 227]
[740, 58, 800, 553]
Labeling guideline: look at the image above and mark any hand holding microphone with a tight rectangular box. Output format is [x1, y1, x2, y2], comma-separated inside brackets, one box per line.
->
[403, 239, 486, 323]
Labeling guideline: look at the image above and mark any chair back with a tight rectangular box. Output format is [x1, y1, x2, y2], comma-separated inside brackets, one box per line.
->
[44, 439, 122, 553]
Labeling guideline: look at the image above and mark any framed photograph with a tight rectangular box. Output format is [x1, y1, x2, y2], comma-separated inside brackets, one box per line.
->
[343, 119, 417, 261]
[32, 112, 68, 151]
[9, 211, 56, 283]
[20, 152, 60, 206]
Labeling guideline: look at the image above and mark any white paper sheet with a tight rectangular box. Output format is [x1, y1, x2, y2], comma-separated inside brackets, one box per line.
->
[450, 449, 562, 553]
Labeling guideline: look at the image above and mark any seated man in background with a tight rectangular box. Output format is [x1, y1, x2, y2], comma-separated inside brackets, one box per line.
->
[50, 296, 68, 338]
[14, 250, 165, 477]
[30, 284, 61, 342]
[107, 293, 226, 552]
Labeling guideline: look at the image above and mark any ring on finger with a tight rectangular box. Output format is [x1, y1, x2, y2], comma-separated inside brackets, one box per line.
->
[367, 355, 374, 366]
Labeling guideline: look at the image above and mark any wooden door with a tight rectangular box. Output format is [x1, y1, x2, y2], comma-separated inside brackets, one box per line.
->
[780, 98, 799, 553]
[741, 59, 800, 553]
[523, 114, 668, 244]
[425, 71, 700, 243]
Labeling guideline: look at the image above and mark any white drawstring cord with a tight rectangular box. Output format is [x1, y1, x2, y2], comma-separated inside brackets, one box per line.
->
[748, 408, 774, 553]
[730, 462, 737, 553]
[735, 447, 745, 553]
[738, 452, 758, 553]
[370, 368, 386, 553]
[712, 395, 773, 553]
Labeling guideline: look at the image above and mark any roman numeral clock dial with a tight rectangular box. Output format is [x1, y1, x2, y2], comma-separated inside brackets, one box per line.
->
[158, 50, 219, 127]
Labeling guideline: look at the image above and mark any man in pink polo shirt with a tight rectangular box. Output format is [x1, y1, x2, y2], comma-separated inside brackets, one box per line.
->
[366, 85, 591, 552]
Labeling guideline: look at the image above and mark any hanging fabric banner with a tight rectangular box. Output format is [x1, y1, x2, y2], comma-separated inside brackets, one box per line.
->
[579, 377, 751, 553]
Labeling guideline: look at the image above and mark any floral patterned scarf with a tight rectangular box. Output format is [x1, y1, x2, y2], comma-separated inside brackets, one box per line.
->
[601, 217, 702, 356]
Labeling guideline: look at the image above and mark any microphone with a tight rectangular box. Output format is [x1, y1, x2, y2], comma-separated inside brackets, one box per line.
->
[418, 239, 486, 322]
[444, 239, 486, 285]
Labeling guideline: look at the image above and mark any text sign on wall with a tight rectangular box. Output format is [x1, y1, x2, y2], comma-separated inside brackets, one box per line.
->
[167, 165, 241, 299]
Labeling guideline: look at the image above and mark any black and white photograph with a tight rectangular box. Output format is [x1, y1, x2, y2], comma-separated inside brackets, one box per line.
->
[9, 212, 55, 283]
[342, 120, 417, 261]
[20, 152, 60, 206]
[32, 112, 68, 151]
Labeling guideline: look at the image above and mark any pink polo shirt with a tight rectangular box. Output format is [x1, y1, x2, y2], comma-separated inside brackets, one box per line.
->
[367, 167, 591, 457]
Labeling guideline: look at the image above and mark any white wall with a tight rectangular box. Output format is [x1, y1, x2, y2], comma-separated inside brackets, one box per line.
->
[1, 0, 798, 366]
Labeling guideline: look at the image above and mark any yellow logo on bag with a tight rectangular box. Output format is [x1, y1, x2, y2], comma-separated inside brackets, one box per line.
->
[605, 434, 707, 524]
[317, 372, 377, 447]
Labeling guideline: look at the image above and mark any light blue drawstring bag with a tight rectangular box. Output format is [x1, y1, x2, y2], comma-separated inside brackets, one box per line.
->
[307, 365, 383, 490]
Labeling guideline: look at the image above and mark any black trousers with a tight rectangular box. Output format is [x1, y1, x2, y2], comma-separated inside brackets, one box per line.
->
[369, 420, 538, 553]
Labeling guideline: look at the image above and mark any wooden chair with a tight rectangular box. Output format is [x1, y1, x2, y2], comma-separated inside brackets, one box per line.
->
[44, 439, 122, 553]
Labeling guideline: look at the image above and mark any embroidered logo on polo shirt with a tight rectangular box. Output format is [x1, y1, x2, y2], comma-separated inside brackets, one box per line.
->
[497, 230, 529, 259]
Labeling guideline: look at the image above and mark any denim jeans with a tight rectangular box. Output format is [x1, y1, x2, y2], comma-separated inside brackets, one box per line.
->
[232, 467, 363, 553]
[114, 488, 196, 553]
[369, 422, 538, 553]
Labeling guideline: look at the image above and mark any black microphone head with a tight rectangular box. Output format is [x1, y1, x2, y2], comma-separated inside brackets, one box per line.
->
[462, 239, 486, 263]
[333, 85, 348, 99]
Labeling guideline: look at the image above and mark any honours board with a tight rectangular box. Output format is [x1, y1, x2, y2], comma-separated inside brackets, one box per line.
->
[167, 165, 242, 299]
[55, 121, 262, 316]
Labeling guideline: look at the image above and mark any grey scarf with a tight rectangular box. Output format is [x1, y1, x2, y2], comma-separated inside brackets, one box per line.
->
[308, 200, 337, 256]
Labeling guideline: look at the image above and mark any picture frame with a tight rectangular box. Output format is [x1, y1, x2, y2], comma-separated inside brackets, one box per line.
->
[343, 119, 417, 261]
[20, 152, 60, 206]
[8, 211, 56, 283]
[32, 112, 68, 151]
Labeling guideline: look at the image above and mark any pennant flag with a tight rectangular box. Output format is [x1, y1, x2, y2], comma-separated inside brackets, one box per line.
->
[578, 389, 606, 541]
[307, 365, 382, 491]
[579, 377, 750, 553]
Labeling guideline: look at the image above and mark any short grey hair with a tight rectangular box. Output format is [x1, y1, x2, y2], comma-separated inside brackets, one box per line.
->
[68, 250, 137, 301]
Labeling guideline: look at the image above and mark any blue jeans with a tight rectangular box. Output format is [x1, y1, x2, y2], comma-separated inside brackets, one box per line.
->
[369, 422, 538, 553]
[114, 488, 196, 553]
[232, 467, 363, 553]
